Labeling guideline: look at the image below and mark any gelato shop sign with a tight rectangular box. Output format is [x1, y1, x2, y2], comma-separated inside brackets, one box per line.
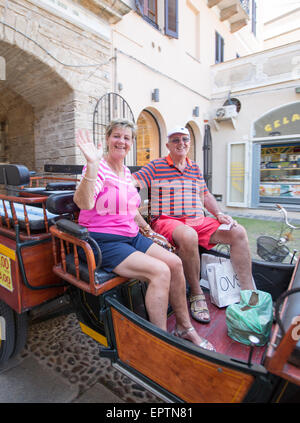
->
[254, 102, 300, 138]
[264, 114, 300, 133]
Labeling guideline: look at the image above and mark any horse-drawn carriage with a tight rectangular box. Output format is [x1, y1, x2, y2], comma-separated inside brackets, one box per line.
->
[0, 163, 299, 402]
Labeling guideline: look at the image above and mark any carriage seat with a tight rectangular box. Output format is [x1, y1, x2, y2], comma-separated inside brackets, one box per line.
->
[0, 164, 77, 237]
[47, 193, 127, 295]
[22, 181, 76, 196]
[0, 200, 65, 232]
[65, 253, 117, 285]
[54, 215, 119, 285]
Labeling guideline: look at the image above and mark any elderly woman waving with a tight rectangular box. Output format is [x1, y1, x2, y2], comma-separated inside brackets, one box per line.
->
[74, 119, 215, 351]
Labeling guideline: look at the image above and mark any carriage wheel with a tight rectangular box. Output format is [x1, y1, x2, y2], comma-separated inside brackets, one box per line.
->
[0, 300, 16, 365]
[11, 311, 28, 358]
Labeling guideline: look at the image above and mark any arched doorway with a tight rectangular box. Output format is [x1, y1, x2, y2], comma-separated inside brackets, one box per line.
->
[186, 123, 196, 161]
[136, 110, 160, 166]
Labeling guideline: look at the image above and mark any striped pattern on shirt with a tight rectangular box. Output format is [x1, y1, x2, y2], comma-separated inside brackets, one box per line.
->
[81, 158, 132, 200]
[133, 155, 208, 218]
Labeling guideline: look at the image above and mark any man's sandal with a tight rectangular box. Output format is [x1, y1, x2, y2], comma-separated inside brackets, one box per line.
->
[189, 294, 210, 324]
[172, 326, 216, 351]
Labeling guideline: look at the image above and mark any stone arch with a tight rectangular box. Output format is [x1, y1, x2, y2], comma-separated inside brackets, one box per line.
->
[0, 87, 34, 168]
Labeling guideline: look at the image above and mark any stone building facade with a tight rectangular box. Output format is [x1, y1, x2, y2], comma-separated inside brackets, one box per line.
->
[0, 0, 130, 171]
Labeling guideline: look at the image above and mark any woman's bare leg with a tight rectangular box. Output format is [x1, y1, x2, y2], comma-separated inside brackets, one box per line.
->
[113, 251, 170, 330]
[145, 243, 215, 350]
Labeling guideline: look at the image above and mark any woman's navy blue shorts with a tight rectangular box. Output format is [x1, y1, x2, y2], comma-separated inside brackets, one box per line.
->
[89, 232, 154, 273]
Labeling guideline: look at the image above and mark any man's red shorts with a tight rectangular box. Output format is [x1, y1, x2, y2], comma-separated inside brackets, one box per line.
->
[151, 215, 221, 250]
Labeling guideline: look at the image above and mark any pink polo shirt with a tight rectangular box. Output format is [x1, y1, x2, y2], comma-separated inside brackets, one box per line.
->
[78, 159, 140, 236]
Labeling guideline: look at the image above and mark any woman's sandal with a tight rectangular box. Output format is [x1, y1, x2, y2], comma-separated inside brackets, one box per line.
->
[189, 294, 211, 324]
[172, 327, 216, 352]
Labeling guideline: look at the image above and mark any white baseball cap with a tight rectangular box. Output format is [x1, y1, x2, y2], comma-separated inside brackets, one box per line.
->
[167, 126, 190, 138]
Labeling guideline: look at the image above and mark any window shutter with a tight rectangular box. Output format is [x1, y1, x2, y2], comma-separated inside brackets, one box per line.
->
[165, 0, 178, 38]
[252, 0, 257, 36]
[135, 0, 144, 15]
[221, 36, 224, 62]
[215, 32, 224, 64]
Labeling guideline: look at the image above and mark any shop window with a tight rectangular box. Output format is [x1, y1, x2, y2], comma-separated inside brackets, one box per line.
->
[252, 102, 300, 207]
[259, 143, 300, 204]
[136, 110, 160, 166]
[186, 124, 196, 161]
[215, 31, 224, 64]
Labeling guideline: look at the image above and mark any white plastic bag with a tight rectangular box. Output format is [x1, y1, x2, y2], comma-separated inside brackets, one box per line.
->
[200, 254, 227, 289]
[206, 260, 241, 308]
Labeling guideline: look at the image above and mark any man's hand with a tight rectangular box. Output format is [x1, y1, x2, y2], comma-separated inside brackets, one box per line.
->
[216, 212, 237, 227]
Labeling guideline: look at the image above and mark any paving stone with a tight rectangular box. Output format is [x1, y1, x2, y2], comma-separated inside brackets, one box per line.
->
[0, 356, 78, 403]
[15, 313, 163, 403]
[74, 383, 124, 403]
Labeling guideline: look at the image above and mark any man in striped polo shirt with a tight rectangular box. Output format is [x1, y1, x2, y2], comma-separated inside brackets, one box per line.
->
[133, 126, 254, 324]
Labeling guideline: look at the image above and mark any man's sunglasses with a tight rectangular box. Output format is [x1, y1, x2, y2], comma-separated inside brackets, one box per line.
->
[169, 137, 190, 144]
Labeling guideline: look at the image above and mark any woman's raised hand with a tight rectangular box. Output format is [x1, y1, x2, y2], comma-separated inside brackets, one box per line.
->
[76, 129, 103, 164]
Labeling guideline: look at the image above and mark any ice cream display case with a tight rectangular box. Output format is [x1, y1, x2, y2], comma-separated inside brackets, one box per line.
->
[259, 143, 300, 202]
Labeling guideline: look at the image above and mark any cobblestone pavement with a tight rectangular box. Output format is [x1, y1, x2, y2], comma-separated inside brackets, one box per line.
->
[20, 312, 163, 403]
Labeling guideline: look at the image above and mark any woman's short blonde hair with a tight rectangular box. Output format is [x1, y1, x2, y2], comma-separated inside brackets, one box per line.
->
[105, 119, 137, 141]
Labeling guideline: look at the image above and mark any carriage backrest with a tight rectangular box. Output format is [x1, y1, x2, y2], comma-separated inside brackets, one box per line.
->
[0, 164, 30, 186]
[46, 193, 80, 215]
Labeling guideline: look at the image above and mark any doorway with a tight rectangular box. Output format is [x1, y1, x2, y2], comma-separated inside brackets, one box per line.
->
[136, 110, 160, 166]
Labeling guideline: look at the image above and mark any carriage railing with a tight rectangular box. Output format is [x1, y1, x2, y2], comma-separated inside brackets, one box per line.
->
[28, 175, 78, 188]
[50, 222, 128, 296]
[0, 194, 51, 240]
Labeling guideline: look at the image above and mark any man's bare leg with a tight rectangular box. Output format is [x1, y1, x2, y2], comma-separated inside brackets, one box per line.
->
[210, 224, 254, 290]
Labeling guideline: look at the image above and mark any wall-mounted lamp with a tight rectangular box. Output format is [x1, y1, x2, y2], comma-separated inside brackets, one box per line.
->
[117, 82, 123, 91]
[152, 88, 160, 102]
[193, 106, 199, 117]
